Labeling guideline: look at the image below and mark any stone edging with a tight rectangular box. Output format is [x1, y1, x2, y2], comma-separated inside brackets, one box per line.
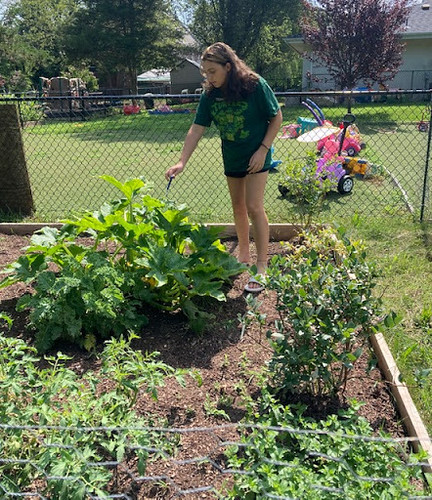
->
[1, 222, 431, 474]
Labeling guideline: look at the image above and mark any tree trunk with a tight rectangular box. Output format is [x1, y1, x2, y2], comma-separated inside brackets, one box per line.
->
[0, 104, 34, 216]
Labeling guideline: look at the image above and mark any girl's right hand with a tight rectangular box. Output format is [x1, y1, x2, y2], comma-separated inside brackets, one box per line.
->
[165, 163, 184, 180]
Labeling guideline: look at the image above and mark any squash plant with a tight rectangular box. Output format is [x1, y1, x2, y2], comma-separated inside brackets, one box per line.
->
[0, 176, 245, 351]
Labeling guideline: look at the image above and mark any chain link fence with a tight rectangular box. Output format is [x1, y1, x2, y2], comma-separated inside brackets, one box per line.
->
[0, 90, 431, 224]
[1, 422, 432, 498]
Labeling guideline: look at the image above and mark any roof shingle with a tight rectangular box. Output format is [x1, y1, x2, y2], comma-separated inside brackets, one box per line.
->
[405, 2, 432, 34]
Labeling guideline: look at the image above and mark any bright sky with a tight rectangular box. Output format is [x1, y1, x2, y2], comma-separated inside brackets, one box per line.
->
[0, 0, 10, 17]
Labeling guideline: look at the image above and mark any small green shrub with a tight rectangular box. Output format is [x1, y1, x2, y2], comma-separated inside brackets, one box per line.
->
[18, 99, 45, 122]
[62, 65, 99, 92]
[0, 94, 45, 122]
[267, 226, 388, 396]
[241, 226, 396, 396]
[278, 151, 333, 227]
[225, 392, 428, 499]
[0, 176, 245, 351]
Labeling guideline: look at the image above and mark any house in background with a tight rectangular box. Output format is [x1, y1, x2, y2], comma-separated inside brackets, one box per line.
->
[137, 58, 203, 95]
[401, 2, 432, 89]
[137, 30, 202, 95]
[285, 1, 432, 91]
[137, 69, 171, 94]
[170, 59, 202, 94]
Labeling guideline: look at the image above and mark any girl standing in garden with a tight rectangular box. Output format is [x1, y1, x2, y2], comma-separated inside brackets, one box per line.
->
[165, 42, 282, 292]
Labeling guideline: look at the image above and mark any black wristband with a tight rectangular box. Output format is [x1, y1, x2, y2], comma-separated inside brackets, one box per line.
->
[261, 143, 270, 150]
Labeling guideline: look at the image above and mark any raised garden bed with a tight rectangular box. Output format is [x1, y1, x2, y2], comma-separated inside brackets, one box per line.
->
[1, 224, 431, 497]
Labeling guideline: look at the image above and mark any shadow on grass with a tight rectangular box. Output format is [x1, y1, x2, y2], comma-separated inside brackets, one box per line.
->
[0, 210, 31, 223]
[24, 112, 212, 145]
[420, 222, 432, 262]
[275, 189, 351, 219]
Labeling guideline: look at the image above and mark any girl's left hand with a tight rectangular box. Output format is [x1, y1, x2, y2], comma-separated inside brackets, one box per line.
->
[247, 147, 267, 174]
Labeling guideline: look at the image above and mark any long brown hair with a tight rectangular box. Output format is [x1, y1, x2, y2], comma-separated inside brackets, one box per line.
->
[201, 42, 259, 101]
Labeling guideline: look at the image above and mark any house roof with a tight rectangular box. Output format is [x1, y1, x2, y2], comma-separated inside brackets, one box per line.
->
[182, 32, 200, 49]
[137, 69, 170, 82]
[404, 2, 432, 37]
[172, 58, 201, 70]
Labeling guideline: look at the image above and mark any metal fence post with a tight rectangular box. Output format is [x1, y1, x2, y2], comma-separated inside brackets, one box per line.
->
[420, 95, 432, 222]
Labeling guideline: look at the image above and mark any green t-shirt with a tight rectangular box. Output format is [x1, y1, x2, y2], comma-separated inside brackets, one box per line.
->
[194, 77, 280, 175]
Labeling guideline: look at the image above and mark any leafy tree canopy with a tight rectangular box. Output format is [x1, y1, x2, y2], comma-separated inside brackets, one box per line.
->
[301, 0, 411, 89]
[185, 0, 301, 61]
[1, 0, 78, 83]
[63, 0, 184, 93]
[246, 18, 302, 88]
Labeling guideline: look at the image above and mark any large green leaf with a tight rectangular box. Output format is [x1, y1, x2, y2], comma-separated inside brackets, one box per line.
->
[100, 175, 145, 202]
[145, 246, 189, 287]
[30, 226, 60, 247]
[189, 268, 225, 301]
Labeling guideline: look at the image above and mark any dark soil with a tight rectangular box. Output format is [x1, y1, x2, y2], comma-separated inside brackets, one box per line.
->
[0, 233, 407, 499]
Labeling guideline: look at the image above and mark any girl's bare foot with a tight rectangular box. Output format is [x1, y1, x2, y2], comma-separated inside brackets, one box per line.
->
[238, 249, 250, 266]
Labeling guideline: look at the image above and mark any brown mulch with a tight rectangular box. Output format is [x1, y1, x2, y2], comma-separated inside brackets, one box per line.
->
[0, 233, 407, 499]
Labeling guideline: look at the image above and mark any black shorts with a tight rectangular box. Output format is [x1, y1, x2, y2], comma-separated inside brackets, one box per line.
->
[225, 166, 271, 178]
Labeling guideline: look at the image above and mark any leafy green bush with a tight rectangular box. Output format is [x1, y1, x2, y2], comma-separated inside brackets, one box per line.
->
[278, 151, 333, 227]
[225, 392, 428, 499]
[62, 65, 99, 92]
[18, 99, 45, 122]
[0, 176, 244, 351]
[0, 332, 192, 498]
[243, 226, 394, 396]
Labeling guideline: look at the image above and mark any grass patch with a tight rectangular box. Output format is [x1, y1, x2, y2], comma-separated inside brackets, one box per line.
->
[17, 100, 428, 222]
[345, 215, 432, 433]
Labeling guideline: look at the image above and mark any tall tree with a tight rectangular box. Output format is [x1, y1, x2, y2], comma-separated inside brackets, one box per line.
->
[0, 104, 34, 215]
[301, 0, 411, 90]
[187, 0, 301, 60]
[1, 0, 78, 84]
[246, 18, 301, 85]
[63, 0, 183, 94]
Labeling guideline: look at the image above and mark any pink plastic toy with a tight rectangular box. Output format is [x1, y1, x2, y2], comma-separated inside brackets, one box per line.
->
[318, 124, 363, 158]
[279, 123, 301, 138]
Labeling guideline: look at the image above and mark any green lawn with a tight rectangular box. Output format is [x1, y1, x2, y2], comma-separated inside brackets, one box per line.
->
[19, 99, 430, 222]
[346, 216, 432, 433]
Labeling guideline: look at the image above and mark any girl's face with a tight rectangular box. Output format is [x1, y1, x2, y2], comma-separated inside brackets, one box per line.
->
[201, 60, 231, 89]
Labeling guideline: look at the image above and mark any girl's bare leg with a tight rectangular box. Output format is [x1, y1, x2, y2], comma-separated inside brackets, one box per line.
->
[245, 171, 269, 276]
[226, 176, 250, 264]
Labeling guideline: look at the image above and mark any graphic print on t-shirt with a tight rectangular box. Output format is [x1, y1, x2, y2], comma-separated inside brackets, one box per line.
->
[210, 100, 250, 141]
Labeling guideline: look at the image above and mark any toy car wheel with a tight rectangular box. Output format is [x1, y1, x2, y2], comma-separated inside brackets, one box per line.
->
[337, 175, 354, 194]
[278, 183, 289, 197]
[346, 146, 357, 157]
